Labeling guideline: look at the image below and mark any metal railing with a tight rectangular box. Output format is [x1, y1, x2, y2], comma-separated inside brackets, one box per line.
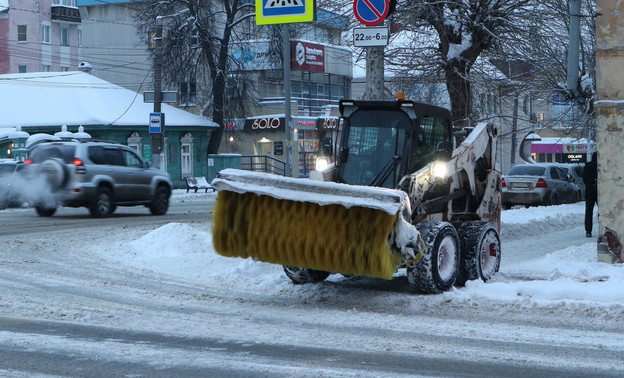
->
[240, 155, 286, 176]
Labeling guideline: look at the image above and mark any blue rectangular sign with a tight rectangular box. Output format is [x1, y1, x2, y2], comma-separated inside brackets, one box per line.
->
[149, 112, 162, 133]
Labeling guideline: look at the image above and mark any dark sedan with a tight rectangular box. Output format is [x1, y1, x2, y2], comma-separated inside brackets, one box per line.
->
[502, 163, 580, 209]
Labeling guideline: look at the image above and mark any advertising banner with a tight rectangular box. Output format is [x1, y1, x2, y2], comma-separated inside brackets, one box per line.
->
[291, 41, 325, 72]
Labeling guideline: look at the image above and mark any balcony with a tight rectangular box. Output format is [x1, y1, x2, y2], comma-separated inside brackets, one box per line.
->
[51, 5, 81, 23]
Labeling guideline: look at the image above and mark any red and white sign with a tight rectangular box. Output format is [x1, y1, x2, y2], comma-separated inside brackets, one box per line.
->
[291, 41, 325, 72]
[353, 0, 389, 26]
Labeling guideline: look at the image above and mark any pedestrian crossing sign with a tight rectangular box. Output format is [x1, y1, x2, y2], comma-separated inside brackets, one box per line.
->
[256, 0, 315, 25]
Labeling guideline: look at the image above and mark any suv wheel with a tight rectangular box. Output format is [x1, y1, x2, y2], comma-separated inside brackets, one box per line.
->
[90, 187, 114, 218]
[150, 186, 170, 215]
[36, 206, 56, 217]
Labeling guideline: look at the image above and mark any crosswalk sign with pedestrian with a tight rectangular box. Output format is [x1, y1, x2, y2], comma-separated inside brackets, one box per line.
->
[256, 0, 315, 25]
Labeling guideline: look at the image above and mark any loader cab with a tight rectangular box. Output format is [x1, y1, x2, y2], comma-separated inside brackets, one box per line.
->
[337, 100, 453, 189]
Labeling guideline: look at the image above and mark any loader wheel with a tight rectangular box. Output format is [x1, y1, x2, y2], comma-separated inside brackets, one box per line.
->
[283, 266, 330, 284]
[456, 221, 501, 286]
[407, 221, 460, 294]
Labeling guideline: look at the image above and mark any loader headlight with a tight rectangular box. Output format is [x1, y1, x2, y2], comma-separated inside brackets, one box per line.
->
[431, 161, 449, 181]
[315, 157, 330, 171]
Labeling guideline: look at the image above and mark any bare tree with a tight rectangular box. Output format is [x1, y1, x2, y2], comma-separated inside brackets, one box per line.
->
[135, 0, 255, 154]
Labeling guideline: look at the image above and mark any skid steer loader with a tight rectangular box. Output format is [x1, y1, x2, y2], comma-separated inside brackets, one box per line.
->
[211, 99, 502, 294]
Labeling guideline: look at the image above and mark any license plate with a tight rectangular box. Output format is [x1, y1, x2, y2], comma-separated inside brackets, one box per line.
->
[511, 182, 531, 188]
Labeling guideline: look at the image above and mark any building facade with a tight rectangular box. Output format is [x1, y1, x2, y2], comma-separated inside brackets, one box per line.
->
[76, 0, 352, 177]
[0, 0, 81, 74]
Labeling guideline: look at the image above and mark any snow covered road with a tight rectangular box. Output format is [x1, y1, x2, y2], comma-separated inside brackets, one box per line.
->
[0, 192, 622, 377]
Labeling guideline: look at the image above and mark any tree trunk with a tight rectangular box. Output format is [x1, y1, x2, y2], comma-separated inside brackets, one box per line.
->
[444, 63, 472, 127]
[207, 73, 226, 154]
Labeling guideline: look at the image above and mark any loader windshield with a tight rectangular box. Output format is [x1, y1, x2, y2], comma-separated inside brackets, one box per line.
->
[339, 109, 409, 188]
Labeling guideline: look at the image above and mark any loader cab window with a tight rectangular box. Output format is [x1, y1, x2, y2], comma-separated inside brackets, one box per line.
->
[339, 109, 409, 188]
[409, 116, 452, 172]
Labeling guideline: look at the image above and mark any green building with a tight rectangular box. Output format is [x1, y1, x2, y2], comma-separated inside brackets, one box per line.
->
[0, 71, 219, 188]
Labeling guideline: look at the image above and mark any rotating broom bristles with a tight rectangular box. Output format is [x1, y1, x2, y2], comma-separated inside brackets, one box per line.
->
[212, 190, 402, 280]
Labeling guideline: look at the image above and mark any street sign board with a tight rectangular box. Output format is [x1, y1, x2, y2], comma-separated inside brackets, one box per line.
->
[143, 91, 178, 103]
[149, 112, 162, 133]
[353, 26, 389, 47]
[353, 0, 389, 26]
[255, 0, 315, 25]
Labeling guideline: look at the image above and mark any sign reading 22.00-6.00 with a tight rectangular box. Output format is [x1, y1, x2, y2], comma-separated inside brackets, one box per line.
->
[353, 26, 389, 47]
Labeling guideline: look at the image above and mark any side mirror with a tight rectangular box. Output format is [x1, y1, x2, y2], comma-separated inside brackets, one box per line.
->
[435, 141, 453, 162]
[321, 137, 333, 157]
[338, 145, 349, 164]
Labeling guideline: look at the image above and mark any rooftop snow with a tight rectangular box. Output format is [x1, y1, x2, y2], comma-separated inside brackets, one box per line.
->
[0, 72, 218, 130]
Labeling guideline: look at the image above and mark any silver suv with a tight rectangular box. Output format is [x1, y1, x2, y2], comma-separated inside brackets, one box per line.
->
[26, 141, 172, 217]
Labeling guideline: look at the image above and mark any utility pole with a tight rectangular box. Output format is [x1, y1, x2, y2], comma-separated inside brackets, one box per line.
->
[283, 24, 296, 177]
[151, 18, 164, 169]
[510, 96, 519, 166]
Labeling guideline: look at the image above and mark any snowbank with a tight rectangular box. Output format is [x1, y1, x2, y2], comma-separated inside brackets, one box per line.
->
[107, 196, 623, 309]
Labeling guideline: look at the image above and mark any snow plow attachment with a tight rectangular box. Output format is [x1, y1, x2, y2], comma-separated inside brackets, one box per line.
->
[211, 169, 422, 280]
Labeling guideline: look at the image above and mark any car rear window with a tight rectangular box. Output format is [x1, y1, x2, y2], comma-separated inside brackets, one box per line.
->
[507, 165, 546, 176]
[0, 165, 16, 175]
[29, 144, 76, 164]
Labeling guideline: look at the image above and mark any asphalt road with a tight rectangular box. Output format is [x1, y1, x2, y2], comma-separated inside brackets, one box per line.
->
[0, 197, 621, 377]
[0, 193, 215, 236]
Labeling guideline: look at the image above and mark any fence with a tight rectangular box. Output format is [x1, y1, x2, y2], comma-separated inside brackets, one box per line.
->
[240, 155, 286, 176]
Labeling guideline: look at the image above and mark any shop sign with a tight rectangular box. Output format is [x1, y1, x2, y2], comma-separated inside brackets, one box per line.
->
[563, 153, 587, 164]
[274, 141, 283, 155]
[317, 117, 339, 130]
[293, 117, 317, 130]
[244, 116, 285, 132]
[291, 41, 325, 72]
[563, 144, 588, 153]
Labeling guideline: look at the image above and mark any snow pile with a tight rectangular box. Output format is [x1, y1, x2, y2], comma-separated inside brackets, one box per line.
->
[107, 197, 623, 308]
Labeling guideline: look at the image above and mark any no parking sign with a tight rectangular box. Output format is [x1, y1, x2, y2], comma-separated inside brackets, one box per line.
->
[353, 0, 389, 26]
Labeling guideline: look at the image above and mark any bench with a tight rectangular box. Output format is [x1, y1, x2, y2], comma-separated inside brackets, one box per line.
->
[184, 176, 215, 193]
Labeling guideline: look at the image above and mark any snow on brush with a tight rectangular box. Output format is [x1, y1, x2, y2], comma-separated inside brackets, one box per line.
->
[106, 200, 623, 310]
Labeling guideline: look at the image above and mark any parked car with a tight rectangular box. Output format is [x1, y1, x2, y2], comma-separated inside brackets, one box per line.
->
[557, 163, 585, 201]
[0, 159, 25, 209]
[502, 163, 580, 209]
[24, 141, 172, 217]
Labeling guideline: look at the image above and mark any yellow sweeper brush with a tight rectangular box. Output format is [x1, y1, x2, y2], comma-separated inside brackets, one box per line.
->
[211, 169, 421, 280]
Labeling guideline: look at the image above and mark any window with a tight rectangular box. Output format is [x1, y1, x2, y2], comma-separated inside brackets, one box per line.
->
[179, 81, 197, 107]
[53, 0, 77, 6]
[61, 66, 69, 72]
[17, 25, 27, 42]
[42, 24, 51, 44]
[181, 133, 194, 177]
[61, 27, 69, 46]
[88, 147, 124, 166]
[18, 65, 27, 73]
[42, 65, 51, 72]
[121, 149, 142, 168]
[127, 132, 142, 155]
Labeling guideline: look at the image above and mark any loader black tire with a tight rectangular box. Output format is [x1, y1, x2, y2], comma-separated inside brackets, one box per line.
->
[456, 221, 501, 286]
[407, 221, 460, 294]
[283, 266, 330, 284]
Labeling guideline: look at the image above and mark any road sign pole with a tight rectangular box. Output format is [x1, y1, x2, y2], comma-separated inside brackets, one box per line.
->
[152, 21, 163, 169]
[353, 0, 389, 100]
[283, 23, 296, 178]
[363, 45, 385, 100]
